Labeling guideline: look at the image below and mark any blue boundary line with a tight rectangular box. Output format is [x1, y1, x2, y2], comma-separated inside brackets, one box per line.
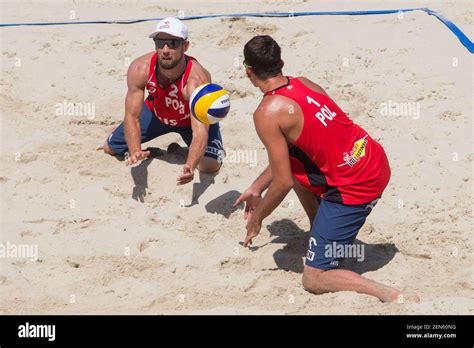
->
[1, 8, 472, 53]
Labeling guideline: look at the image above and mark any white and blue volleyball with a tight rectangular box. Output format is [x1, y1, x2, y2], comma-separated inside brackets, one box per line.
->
[189, 83, 230, 125]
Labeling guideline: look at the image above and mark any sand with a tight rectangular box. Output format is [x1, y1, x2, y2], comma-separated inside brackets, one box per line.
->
[0, 0, 472, 314]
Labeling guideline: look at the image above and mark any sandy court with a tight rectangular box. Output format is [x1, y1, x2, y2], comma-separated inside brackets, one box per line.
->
[0, 0, 473, 314]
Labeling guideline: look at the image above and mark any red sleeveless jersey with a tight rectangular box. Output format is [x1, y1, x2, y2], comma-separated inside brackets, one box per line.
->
[144, 53, 194, 127]
[265, 77, 391, 205]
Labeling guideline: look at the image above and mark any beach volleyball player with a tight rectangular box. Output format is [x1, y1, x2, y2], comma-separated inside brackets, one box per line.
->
[235, 35, 418, 302]
[103, 17, 224, 185]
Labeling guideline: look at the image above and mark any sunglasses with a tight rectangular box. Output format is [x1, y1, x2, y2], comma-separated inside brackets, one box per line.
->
[154, 38, 183, 49]
[243, 60, 253, 69]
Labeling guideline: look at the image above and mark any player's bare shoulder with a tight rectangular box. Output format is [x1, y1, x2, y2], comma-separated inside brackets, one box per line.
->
[254, 94, 289, 125]
[257, 93, 296, 118]
[127, 52, 154, 88]
[256, 91, 302, 139]
[183, 59, 211, 99]
[189, 59, 211, 85]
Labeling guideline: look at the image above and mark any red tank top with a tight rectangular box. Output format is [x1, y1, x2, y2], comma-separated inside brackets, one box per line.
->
[265, 77, 391, 205]
[145, 53, 194, 127]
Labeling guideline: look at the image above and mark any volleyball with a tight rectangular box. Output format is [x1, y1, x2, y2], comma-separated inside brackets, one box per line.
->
[189, 83, 230, 125]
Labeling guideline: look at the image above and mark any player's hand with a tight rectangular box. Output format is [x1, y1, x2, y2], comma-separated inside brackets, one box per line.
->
[125, 150, 150, 167]
[177, 164, 195, 185]
[234, 188, 262, 220]
[243, 213, 262, 247]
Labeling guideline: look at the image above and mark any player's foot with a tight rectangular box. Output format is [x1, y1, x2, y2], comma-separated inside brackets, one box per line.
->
[384, 289, 420, 303]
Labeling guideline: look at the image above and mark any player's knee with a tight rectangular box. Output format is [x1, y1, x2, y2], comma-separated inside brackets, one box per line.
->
[302, 267, 326, 294]
[302, 273, 314, 292]
[198, 157, 221, 173]
[103, 141, 116, 156]
[302, 277, 325, 295]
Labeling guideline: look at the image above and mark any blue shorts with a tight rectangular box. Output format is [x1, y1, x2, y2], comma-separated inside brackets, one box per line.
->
[305, 197, 380, 271]
[107, 102, 224, 160]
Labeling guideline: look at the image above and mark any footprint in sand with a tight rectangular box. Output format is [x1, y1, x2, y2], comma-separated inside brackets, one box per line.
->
[78, 169, 107, 178]
[53, 219, 94, 234]
[138, 238, 159, 253]
[66, 259, 80, 268]
[17, 153, 38, 164]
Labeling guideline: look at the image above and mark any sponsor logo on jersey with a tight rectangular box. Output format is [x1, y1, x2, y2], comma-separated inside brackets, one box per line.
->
[338, 135, 368, 167]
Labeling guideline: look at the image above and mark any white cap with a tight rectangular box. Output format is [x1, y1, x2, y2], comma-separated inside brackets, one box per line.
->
[149, 17, 188, 40]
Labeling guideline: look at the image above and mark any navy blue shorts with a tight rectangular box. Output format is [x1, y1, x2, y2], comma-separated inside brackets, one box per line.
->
[107, 102, 224, 160]
[305, 197, 380, 271]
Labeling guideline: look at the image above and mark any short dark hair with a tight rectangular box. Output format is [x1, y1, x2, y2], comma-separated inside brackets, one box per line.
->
[244, 35, 283, 80]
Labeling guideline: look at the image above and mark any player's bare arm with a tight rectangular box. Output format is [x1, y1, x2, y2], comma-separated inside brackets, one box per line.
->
[234, 165, 271, 221]
[243, 97, 294, 247]
[123, 53, 153, 166]
[176, 62, 213, 185]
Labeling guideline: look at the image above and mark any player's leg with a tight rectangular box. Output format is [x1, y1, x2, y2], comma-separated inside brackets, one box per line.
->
[302, 264, 409, 302]
[302, 199, 419, 302]
[293, 179, 319, 226]
[103, 102, 172, 156]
